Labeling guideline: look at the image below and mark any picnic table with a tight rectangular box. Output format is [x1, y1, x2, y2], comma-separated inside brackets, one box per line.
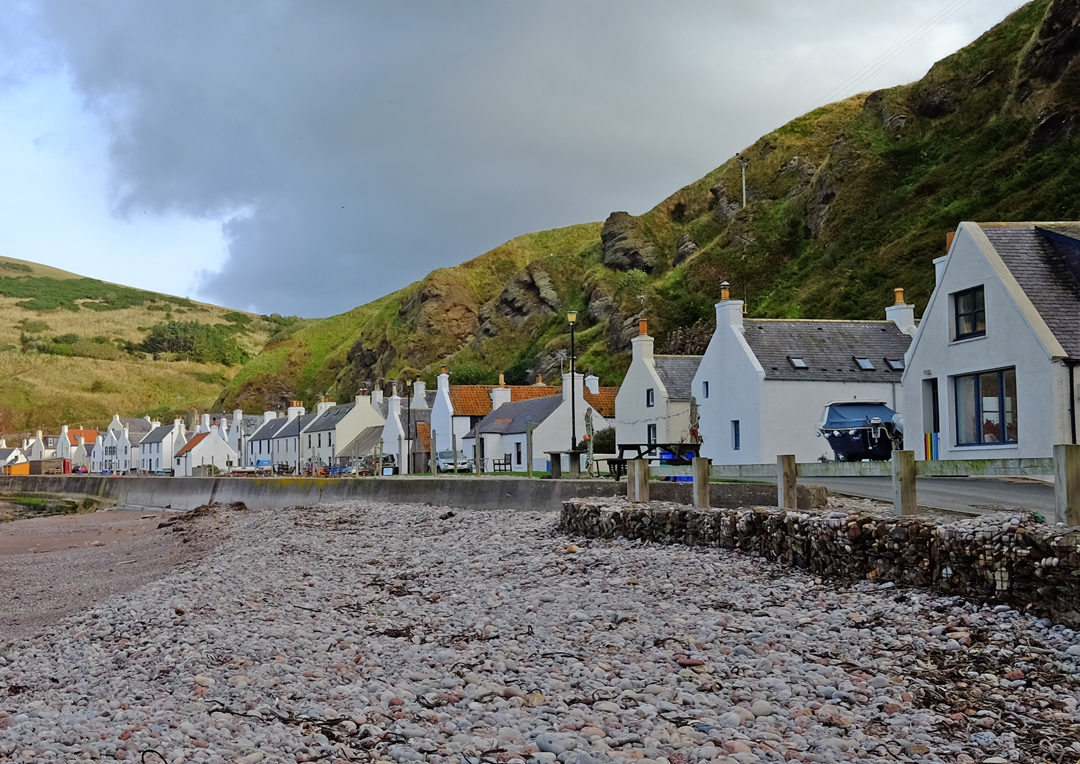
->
[607, 443, 700, 480]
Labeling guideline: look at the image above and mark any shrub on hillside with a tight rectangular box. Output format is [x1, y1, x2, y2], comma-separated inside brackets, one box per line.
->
[139, 321, 249, 365]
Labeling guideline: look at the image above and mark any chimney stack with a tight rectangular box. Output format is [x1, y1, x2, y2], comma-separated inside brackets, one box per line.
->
[885, 286, 917, 336]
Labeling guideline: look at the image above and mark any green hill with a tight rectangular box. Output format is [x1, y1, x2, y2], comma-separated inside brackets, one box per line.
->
[220, 0, 1080, 411]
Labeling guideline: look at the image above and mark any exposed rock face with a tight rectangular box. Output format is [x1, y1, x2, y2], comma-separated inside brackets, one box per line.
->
[1022, 0, 1080, 82]
[806, 136, 861, 239]
[673, 233, 698, 267]
[1027, 108, 1078, 154]
[346, 337, 394, 390]
[476, 264, 561, 340]
[709, 184, 741, 223]
[415, 274, 478, 343]
[601, 212, 657, 272]
[911, 86, 957, 118]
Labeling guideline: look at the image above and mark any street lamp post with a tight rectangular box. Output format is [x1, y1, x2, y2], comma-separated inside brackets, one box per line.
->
[568, 311, 577, 454]
[405, 378, 412, 475]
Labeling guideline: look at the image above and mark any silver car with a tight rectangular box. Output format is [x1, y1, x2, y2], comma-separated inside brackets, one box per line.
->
[435, 450, 473, 472]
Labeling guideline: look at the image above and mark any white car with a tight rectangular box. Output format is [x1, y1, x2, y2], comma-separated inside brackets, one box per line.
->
[436, 450, 473, 472]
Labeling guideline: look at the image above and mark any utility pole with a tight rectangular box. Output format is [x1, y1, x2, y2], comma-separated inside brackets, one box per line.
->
[739, 156, 749, 208]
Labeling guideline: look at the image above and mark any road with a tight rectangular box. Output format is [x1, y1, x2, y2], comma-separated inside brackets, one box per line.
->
[813, 476, 1055, 516]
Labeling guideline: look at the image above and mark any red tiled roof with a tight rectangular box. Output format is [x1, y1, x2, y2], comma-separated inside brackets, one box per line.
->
[175, 431, 209, 457]
[416, 422, 431, 452]
[584, 387, 618, 418]
[67, 429, 98, 445]
[448, 385, 558, 416]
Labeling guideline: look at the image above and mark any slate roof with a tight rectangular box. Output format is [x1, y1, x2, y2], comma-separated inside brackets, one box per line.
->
[307, 403, 356, 433]
[979, 223, 1080, 357]
[337, 425, 384, 457]
[119, 417, 154, 437]
[271, 412, 319, 439]
[583, 387, 618, 418]
[654, 356, 702, 399]
[742, 320, 911, 382]
[470, 396, 563, 437]
[401, 408, 432, 439]
[0, 448, 21, 462]
[249, 418, 288, 442]
[140, 424, 178, 445]
[176, 432, 209, 457]
[449, 385, 558, 416]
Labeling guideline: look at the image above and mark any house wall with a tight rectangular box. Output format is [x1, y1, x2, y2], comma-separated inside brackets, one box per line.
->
[176, 434, 238, 477]
[614, 345, 674, 446]
[901, 223, 1072, 460]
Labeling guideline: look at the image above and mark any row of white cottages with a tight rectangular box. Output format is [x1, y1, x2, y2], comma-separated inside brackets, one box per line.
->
[17, 368, 617, 476]
[615, 221, 1080, 464]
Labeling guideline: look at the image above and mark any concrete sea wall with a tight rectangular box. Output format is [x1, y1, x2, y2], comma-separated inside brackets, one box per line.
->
[0, 475, 825, 513]
[559, 497, 1080, 627]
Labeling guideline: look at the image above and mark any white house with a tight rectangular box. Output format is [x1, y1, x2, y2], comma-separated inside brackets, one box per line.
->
[139, 419, 187, 474]
[901, 222, 1080, 460]
[693, 283, 915, 465]
[24, 430, 51, 461]
[246, 411, 286, 468]
[303, 393, 385, 470]
[614, 319, 702, 448]
[55, 426, 99, 468]
[269, 404, 320, 473]
[226, 409, 267, 468]
[174, 423, 238, 477]
[100, 415, 133, 473]
[463, 372, 614, 472]
[0, 441, 26, 469]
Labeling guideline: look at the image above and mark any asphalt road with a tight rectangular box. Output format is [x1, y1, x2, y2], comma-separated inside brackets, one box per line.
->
[813, 476, 1055, 516]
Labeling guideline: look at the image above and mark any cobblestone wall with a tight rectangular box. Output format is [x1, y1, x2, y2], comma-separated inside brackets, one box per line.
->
[559, 498, 1080, 627]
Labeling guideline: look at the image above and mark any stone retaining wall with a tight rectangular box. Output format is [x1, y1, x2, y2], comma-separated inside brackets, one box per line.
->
[559, 497, 1080, 627]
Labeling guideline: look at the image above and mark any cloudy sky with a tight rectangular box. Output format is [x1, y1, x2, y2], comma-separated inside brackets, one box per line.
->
[0, 0, 1025, 317]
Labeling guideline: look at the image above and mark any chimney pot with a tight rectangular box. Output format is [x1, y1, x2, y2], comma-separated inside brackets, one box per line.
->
[894, 287, 905, 305]
[720, 281, 731, 301]
[639, 319, 648, 336]
[498, 373, 505, 386]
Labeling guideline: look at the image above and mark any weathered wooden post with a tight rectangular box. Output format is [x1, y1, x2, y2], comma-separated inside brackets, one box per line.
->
[692, 457, 711, 508]
[1054, 444, 1080, 525]
[397, 435, 404, 476]
[526, 421, 536, 478]
[430, 429, 438, 477]
[569, 449, 581, 479]
[891, 449, 917, 515]
[475, 438, 483, 475]
[627, 458, 650, 502]
[451, 433, 458, 474]
[777, 454, 797, 509]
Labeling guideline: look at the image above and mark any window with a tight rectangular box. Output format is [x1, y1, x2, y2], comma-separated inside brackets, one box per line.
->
[702, 381, 710, 399]
[953, 286, 986, 340]
[955, 368, 1017, 445]
[854, 357, 875, 370]
[886, 358, 904, 371]
[515, 442, 522, 465]
[788, 356, 807, 369]
[646, 424, 657, 444]
[732, 420, 741, 451]
[646, 388, 655, 408]
[317, 433, 322, 448]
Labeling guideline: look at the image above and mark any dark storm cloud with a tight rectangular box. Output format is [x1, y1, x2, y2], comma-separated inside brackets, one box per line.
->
[20, 0, 1017, 316]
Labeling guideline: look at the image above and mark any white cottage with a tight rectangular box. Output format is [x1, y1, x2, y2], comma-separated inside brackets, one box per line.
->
[139, 419, 187, 474]
[174, 423, 238, 477]
[901, 222, 1080, 460]
[303, 393, 385, 470]
[614, 319, 702, 448]
[693, 283, 915, 465]
[100, 415, 133, 473]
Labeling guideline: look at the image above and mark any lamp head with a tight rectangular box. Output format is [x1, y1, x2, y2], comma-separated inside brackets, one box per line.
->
[567, 310, 577, 325]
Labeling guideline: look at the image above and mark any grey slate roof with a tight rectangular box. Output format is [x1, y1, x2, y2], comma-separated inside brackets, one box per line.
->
[139, 425, 177, 445]
[338, 425, 384, 458]
[654, 355, 702, 399]
[307, 403, 356, 433]
[469, 396, 563, 437]
[743, 320, 911, 382]
[119, 417, 154, 437]
[249, 418, 287, 442]
[0, 448, 21, 461]
[272, 412, 319, 440]
[235, 414, 267, 437]
[980, 223, 1080, 357]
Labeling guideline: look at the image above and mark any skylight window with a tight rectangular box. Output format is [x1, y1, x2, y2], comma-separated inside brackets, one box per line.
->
[886, 358, 904, 370]
[788, 356, 807, 369]
[854, 357, 875, 370]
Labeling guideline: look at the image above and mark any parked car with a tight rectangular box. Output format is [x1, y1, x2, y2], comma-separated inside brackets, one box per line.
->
[435, 450, 474, 473]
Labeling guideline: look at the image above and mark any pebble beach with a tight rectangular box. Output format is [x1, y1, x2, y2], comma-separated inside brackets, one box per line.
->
[1, 500, 1078, 763]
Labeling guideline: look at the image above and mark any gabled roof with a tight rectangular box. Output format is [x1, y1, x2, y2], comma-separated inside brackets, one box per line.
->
[175, 431, 210, 457]
[583, 386, 618, 417]
[743, 319, 911, 382]
[140, 424, 178, 445]
[979, 223, 1080, 357]
[416, 422, 431, 452]
[654, 356, 702, 400]
[249, 418, 288, 442]
[306, 403, 356, 433]
[448, 385, 559, 417]
[271, 412, 319, 439]
[338, 425, 384, 457]
[400, 408, 431, 439]
[119, 417, 154, 436]
[470, 396, 563, 437]
[65, 428, 99, 445]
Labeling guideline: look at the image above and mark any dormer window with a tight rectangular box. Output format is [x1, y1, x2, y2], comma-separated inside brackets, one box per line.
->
[788, 356, 807, 369]
[854, 357, 875, 370]
[953, 286, 986, 340]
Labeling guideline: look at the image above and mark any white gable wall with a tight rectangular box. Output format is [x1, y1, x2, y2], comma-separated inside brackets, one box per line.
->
[901, 223, 1070, 460]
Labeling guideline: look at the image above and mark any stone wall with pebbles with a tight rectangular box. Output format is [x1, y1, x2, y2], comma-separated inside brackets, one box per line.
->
[560, 498, 1080, 627]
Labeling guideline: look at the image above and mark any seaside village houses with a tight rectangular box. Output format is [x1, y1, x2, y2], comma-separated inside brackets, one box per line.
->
[689, 283, 916, 465]
[174, 416, 238, 477]
[901, 222, 1080, 460]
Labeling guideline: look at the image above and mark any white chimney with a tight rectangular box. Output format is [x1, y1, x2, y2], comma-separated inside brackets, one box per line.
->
[561, 372, 584, 402]
[437, 366, 450, 394]
[715, 282, 744, 332]
[199, 414, 211, 433]
[389, 384, 401, 416]
[316, 398, 335, 415]
[885, 287, 917, 336]
[490, 385, 511, 410]
[585, 374, 600, 394]
[411, 381, 427, 410]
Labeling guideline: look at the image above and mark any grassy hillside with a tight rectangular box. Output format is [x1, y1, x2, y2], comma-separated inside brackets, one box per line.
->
[220, 0, 1080, 411]
[0, 256, 282, 433]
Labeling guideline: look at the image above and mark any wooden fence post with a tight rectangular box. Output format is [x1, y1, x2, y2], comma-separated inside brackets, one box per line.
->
[451, 433, 458, 475]
[892, 449, 916, 515]
[776, 454, 797, 509]
[526, 422, 536, 478]
[693, 457, 711, 508]
[627, 459, 650, 502]
[1054, 444, 1080, 525]
[430, 429, 438, 477]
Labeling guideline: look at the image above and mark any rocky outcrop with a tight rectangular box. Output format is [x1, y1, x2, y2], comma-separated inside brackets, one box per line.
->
[1022, 0, 1080, 82]
[709, 184, 741, 223]
[476, 264, 562, 340]
[601, 212, 657, 272]
[346, 337, 394, 390]
[910, 86, 957, 118]
[415, 274, 479, 344]
[673, 233, 698, 267]
[1027, 108, 1078, 154]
